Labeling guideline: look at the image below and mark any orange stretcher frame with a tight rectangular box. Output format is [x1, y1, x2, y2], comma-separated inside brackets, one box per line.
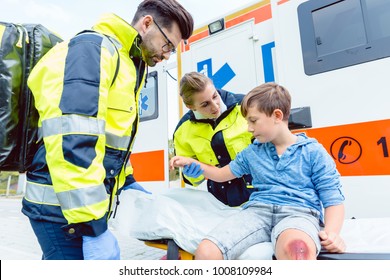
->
[144, 239, 390, 260]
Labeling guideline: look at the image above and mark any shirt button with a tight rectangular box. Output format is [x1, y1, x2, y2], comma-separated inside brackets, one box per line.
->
[68, 228, 75, 234]
[110, 170, 115, 175]
[221, 186, 224, 189]
[228, 181, 231, 184]
[271, 147, 276, 151]
[273, 156, 278, 160]
[217, 155, 221, 159]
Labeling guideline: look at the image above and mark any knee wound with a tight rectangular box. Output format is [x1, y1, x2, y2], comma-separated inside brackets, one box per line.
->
[287, 240, 309, 260]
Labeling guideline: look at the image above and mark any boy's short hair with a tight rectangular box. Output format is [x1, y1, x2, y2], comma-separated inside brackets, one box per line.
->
[132, 0, 194, 40]
[179, 72, 213, 106]
[241, 82, 291, 121]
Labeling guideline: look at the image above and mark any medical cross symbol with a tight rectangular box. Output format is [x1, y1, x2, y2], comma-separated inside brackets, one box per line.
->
[197, 58, 235, 89]
[139, 93, 149, 116]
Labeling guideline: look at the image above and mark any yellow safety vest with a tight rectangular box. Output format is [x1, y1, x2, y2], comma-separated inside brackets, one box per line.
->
[22, 13, 146, 238]
[173, 90, 255, 206]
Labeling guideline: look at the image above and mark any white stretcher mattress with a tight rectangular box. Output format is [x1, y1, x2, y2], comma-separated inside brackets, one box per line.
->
[112, 188, 390, 259]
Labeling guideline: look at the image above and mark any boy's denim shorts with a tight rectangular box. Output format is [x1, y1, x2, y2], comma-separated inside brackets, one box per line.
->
[205, 202, 322, 260]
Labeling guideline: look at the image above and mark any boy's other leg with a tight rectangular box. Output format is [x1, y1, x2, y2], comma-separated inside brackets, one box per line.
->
[195, 239, 223, 260]
[274, 229, 317, 260]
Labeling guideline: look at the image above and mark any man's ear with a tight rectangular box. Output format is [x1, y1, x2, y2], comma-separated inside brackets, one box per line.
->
[140, 15, 153, 34]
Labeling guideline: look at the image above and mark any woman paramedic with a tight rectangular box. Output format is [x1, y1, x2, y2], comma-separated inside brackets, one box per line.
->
[173, 72, 255, 207]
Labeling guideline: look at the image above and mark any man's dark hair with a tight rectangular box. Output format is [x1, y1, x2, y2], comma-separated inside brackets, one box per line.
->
[132, 0, 194, 40]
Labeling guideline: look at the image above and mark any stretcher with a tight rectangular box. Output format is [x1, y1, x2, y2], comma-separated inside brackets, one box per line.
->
[112, 188, 390, 260]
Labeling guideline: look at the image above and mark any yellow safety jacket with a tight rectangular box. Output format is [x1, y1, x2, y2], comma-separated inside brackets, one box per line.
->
[22, 13, 146, 238]
[173, 90, 255, 207]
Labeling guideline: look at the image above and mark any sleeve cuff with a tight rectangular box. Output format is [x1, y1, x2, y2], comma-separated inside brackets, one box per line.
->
[124, 174, 136, 186]
[61, 214, 108, 239]
[183, 173, 205, 186]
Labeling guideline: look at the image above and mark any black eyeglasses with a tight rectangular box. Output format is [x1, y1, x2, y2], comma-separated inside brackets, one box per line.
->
[154, 19, 176, 54]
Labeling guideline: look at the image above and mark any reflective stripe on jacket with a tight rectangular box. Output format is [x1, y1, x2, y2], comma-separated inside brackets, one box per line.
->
[173, 90, 255, 207]
[22, 13, 146, 238]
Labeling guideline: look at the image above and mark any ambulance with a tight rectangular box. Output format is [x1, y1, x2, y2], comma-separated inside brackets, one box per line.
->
[131, 0, 390, 220]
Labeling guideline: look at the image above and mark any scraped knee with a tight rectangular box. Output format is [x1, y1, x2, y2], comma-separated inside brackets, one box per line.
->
[286, 239, 309, 260]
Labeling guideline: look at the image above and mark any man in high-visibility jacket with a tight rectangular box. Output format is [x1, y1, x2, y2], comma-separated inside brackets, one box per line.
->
[22, 0, 193, 260]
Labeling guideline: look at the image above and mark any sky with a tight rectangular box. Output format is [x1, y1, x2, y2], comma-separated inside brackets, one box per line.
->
[1, 0, 256, 40]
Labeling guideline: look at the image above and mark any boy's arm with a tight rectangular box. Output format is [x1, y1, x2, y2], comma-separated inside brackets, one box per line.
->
[319, 204, 346, 253]
[170, 156, 236, 182]
[173, 130, 206, 186]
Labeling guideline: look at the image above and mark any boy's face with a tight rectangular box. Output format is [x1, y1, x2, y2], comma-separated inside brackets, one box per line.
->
[187, 82, 222, 119]
[245, 106, 277, 143]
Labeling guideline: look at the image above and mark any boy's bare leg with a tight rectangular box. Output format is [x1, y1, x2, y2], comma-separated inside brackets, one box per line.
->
[274, 229, 317, 260]
[195, 239, 224, 260]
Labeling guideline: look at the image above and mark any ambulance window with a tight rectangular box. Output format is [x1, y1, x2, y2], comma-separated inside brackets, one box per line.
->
[366, 0, 390, 41]
[139, 71, 159, 122]
[298, 0, 390, 75]
[312, 0, 366, 57]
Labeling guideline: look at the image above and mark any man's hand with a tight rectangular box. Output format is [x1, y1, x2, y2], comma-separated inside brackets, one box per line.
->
[82, 229, 120, 260]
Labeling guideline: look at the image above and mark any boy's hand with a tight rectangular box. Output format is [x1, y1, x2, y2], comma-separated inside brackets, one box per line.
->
[169, 156, 194, 169]
[319, 230, 346, 253]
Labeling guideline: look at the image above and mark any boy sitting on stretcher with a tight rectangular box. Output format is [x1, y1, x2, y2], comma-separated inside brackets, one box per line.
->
[170, 82, 346, 260]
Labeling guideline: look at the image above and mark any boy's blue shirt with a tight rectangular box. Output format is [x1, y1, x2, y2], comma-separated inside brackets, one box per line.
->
[229, 133, 345, 222]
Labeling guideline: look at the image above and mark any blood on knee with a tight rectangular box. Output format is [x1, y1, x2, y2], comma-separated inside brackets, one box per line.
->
[287, 240, 309, 260]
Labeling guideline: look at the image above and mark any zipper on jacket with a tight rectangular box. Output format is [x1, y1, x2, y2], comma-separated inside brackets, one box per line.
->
[111, 39, 146, 219]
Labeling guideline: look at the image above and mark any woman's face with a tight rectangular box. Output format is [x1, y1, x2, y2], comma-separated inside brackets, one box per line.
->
[188, 82, 221, 119]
